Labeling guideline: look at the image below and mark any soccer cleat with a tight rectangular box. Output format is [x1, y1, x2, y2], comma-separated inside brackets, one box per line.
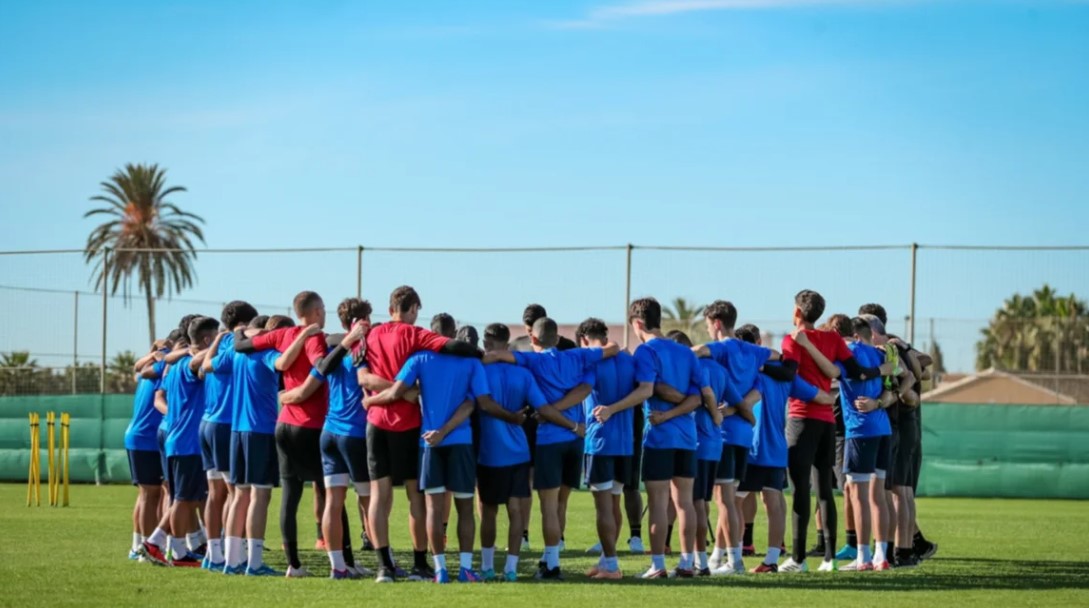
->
[247, 564, 281, 577]
[915, 540, 938, 561]
[206, 560, 226, 572]
[347, 565, 374, 578]
[586, 541, 603, 554]
[172, 553, 203, 568]
[835, 544, 859, 561]
[534, 565, 564, 581]
[285, 566, 311, 578]
[778, 558, 809, 573]
[362, 537, 375, 552]
[711, 564, 741, 576]
[503, 570, 518, 582]
[393, 566, 410, 579]
[669, 567, 695, 579]
[697, 568, 712, 577]
[315, 539, 327, 551]
[200, 555, 209, 569]
[457, 568, 483, 583]
[628, 537, 646, 555]
[894, 554, 920, 569]
[330, 569, 351, 580]
[708, 554, 723, 570]
[641, 567, 669, 579]
[742, 545, 756, 557]
[434, 569, 451, 584]
[807, 544, 826, 558]
[223, 563, 247, 575]
[191, 544, 207, 560]
[733, 561, 746, 575]
[874, 561, 892, 571]
[128, 549, 141, 561]
[593, 569, 624, 580]
[374, 567, 395, 583]
[409, 564, 435, 581]
[521, 538, 531, 552]
[752, 562, 779, 574]
[840, 561, 869, 572]
[481, 569, 497, 582]
[818, 560, 837, 572]
[140, 542, 169, 567]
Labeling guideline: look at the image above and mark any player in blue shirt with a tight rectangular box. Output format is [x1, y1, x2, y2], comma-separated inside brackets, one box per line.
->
[577, 318, 641, 580]
[596, 298, 706, 580]
[125, 337, 173, 560]
[484, 316, 619, 581]
[365, 317, 493, 584]
[475, 323, 543, 582]
[197, 300, 258, 569]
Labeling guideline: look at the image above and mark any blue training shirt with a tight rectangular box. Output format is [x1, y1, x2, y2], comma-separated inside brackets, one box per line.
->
[231, 350, 281, 435]
[635, 337, 707, 451]
[584, 351, 638, 457]
[696, 359, 726, 461]
[479, 362, 546, 467]
[837, 342, 891, 439]
[125, 360, 166, 451]
[203, 332, 236, 425]
[318, 348, 367, 439]
[513, 347, 603, 446]
[397, 352, 490, 448]
[164, 356, 206, 457]
[750, 361, 819, 468]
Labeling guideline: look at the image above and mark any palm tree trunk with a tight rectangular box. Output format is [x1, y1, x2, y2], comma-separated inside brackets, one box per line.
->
[145, 284, 156, 345]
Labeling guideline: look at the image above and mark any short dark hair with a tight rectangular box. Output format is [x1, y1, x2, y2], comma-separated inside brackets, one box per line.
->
[532, 317, 559, 348]
[188, 316, 219, 345]
[431, 313, 456, 338]
[337, 298, 373, 330]
[166, 328, 185, 344]
[266, 315, 295, 330]
[666, 329, 693, 347]
[704, 300, 738, 330]
[575, 317, 609, 344]
[249, 315, 270, 330]
[178, 314, 199, 336]
[628, 297, 662, 331]
[523, 304, 547, 328]
[293, 291, 323, 317]
[484, 323, 510, 345]
[390, 286, 421, 314]
[825, 313, 853, 338]
[858, 303, 888, 326]
[221, 300, 258, 329]
[735, 323, 761, 344]
[851, 316, 874, 340]
[455, 325, 479, 349]
[795, 290, 826, 324]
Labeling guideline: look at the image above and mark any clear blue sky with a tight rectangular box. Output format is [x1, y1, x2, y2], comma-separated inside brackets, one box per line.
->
[1, 0, 1088, 372]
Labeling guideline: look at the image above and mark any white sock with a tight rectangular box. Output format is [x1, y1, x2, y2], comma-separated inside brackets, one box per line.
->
[504, 554, 519, 574]
[132, 532, 142, 552]
[242, 538, 249, 556]
[459, 552, 472, 570]
[195, 527, 207, 545]
[148, 528, 167, 548]
[209, 538, 224, 564]
[434, 554, 447, 571]
[680, 552, 694, 570]
[765, 546, 782, 565]
[730, 546, 743, 565]
[481, 547, 495, 571]
[875, 542, 888, 563]
[170, 536, 188, 559]
[860, 544, 873, 564]
[698, 551, 709, 569]
[225, 536, 243, 567]
[247, 539, 264, 570]
[186, 532, 203, 552]
[329, 550, 346, 571]
[711, 546, 725, 563]
[545, 545, 560, 569]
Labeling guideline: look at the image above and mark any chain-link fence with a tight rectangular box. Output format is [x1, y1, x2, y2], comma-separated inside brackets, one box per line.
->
[1, 244, 1087, 401]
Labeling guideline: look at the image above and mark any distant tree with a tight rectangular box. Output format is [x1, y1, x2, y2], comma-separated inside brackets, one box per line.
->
[663, 297, 705, 331]
[107, 351, 139, 394]
[0, 352, 38, 395]
[928, 340, 947, 375]
[976, 284, 1089, 373]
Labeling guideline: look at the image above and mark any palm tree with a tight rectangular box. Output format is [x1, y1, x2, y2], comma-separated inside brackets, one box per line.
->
[663, 297, 705, 328]
[106, 351, 139, 394]
[976, 285, 1089, 373]
[0, 351, 39, 395]
[84, 164, 205, 344]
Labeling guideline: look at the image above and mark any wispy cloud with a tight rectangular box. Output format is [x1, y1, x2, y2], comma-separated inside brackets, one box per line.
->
[550, 0, 898, 29]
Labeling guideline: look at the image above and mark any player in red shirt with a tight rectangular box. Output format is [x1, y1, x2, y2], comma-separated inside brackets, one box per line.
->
[361, 286, 480, 583]
[778, 290, 885, 573]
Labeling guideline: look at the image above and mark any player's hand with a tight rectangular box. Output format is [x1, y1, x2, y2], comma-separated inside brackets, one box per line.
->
[855, 397, 878, 412]
[648, 411, 666, 426]
[280, 389, 302, 405]
[791, 328, 812, 347]
[712, 407, 724, 426]
[152, 350, 165, 362]
[343, 320, 370, 346]
[303, 323, 322, 338]
[573, 423, 586, 439]
[593, 405, 613, 423]
[423, 430, 445, 446]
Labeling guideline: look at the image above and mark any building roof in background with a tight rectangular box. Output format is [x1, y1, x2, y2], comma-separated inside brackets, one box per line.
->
[922, 368, 1089, 405]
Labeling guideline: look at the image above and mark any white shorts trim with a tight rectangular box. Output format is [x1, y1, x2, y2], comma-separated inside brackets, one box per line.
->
[736, 491, 750, 499]
[453, 492, 474, 500]
[251, 484, 273, 490]
[324, 474, 350, 488]
[590, 480, 614, 493]
[846, 472, 874, 484]
[714, 478, 736, 485]
[354, 482, 371, 497]
[425, 486, 446, 495]
[874, 469, 887, 480]
[610, 482, 625, 497]
[206, 469, 221, 480]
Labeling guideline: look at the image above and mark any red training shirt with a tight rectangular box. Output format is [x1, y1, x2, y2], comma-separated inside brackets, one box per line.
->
[782, 329, 853, 423]
[365, 322, 449, 432]
[251, 326, 329, 429]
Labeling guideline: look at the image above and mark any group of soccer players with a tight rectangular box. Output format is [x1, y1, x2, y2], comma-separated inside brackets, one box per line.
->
[123, 285, 938, 583]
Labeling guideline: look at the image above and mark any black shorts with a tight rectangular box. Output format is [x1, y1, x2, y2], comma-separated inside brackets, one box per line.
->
[523, 416, 538, 467]
[693, 459, 719, 502]
[275, 423, 324, 482]
[887, 420, 920, 489]
[478, 462, 531, 506]
[367, 425, 420, 486]
[911, 418, 923, 493]
[642, 447, 696, 482]
[739, 464, 786, 493]
[632, 408, 645, 477]
[534, 439, 583, 490]
[419, 444, 476, 496]
[834, 434, 846, 490]
[157, 427, 170, 483]
[167, 455, 208, 502]
[716, 445, 749, 484]
[230, 431, 279, 488]
[199, 421, 232, 474]
[320, 431, 371, 485]
[584, 454, 632, 492]
[844, 435, 891, 478]
[128, 449, 163, 486]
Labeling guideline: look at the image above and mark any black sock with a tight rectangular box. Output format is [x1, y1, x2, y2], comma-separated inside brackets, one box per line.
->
[443, 522, 448, 535]
[340, 509, 354, 568]
[813, 535, 826, 552]
[522, 529, 529, 541]
[414, 550, 429, 570]
[631, 524, 642, 540]
[316, 522, 324, 541]
[743, 523, 754, 547]
[896, 547, 914, 562]
[666, 525, 674, 547]
[846, 530, 858, 548]
[376, 546, 395, 570]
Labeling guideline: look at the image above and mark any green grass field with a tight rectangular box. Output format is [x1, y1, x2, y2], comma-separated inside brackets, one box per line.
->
[1, 484, 1087, 607]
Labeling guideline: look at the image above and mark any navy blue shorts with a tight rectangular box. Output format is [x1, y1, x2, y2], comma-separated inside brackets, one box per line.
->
[534, 439, 583, 491]
[230, 431, 279, 488]
[478, 462, 531, 506]
[738, 464, 786, 493]
[642, 448, 697, 482]
[693, 459, 719, 502]
[320, 430, 371, 484]
[845, 435, 891, 477]
[199, 421, 232, 474]
[584, 454, 632, 491]
[156, 427, 169, 483]
[128, 449, 164, 486]
[716, 445, 749, 484]
[419, 443, 476, 495]
[167, 455, 208, 502]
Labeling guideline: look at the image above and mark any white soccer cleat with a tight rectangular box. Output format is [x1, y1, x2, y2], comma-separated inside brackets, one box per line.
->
[586, 541, 603, 554]
[285, 566, 311, 578]
[628, 537, 646, 555]
[521, 538, 531, 552]
[708, 554, 723, 571]
[733, 561, 746, 575]
[840, 561, 862, 572]
[348, 565, 374, 578]
[818, 560, 837, 573]
[640, 566, 669, 579]
[778, 558, 809, 573]
[711, 564, 741, 576]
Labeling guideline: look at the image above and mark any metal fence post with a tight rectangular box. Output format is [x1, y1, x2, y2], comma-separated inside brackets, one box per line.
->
[624, 244, 633, 349]
[100, 248, 109, 394]
[73, 291, 79, 394]
[909, 242, 918, 345]
[356, 245, 364, 299]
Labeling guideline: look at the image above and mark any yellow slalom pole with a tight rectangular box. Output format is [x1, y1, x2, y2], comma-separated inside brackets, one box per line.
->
[33, 413, 40, 506]
[62, 413, 70, 507]
[27, 413, 38, 506]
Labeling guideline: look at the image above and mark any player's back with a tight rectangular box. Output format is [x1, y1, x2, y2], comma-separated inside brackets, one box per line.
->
[164, 356, 205, 456]
[323, 349, 366, 438]
[697, 358, 726, 459]
[585, 351, 637, 457]
[751, 361, 818, 468]
[202, 332, 236, 424]
[637, 337, 701, 449]
[125, 360, 166, 451]
[479, 362, 538, 467]
[402, 352, 484, 446]
[230, 350, 280, 435]
[839, 342, 890, 438]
